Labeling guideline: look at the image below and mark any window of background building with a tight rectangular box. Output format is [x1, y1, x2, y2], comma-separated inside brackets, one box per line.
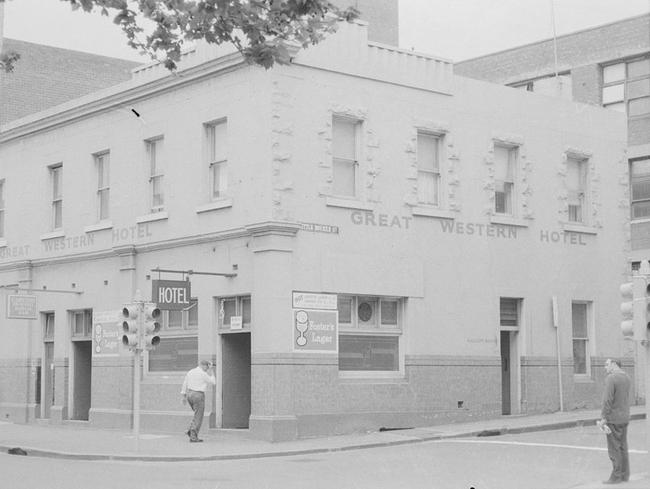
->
[94, 151, 110, 221]
[338, 295, 402, 372]
[332, 117, 359, 198]
[566, 156, 587, 223]
[148, 298, 199, 373]
[631, 158, 650, 219]
[71, 309, 92, 338]
[572, 302, 591, 376]
[417, 132, 441, 206]
[602, 57, 650, 116]
[494, 145, 517, 215]
[206, 120, 228, 201]
[0, 179, 5, 238]
[146, 138, 165, 213]
[50, 164, 63, 230]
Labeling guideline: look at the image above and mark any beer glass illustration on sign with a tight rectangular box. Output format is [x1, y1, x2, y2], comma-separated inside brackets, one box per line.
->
[295, 310, 309, 346]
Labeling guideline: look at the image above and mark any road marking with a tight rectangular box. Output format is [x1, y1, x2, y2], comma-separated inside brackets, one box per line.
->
[435, 439, 647, 454]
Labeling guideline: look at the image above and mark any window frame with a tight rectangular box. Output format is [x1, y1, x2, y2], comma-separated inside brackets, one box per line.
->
[146, 137, 165, 213]
[565, 155, 588, 224]
[218, 295, 252, 331]
[49, 163, 63, 231]
[602, 56, 650, 118]
[630, 157, 650, 220]
[499, 297, 521, 330]
[416, 131, 442, 207]
[493, 144, 518, 216]
[205, 119, 228, 201]
[70, 309, 93, 340]
[43, 312, 55, 342]
[94, 151, 110, 222]
[337, 295, 404, 377]
[162, 298, 199, 332]
[331, 116, 361, 199]
[571, 301, 592, 377]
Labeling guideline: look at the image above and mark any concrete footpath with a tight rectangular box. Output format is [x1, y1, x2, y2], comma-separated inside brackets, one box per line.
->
[1, 406, 648, 488]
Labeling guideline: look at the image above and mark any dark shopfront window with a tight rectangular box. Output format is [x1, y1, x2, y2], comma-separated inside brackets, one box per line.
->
[148, 336, 198, 372]
[338, 335, 399, 371]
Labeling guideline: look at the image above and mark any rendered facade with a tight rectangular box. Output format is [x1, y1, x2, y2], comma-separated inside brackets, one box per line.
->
[456, 13, 650, 402]
[0, 21, 633, 440]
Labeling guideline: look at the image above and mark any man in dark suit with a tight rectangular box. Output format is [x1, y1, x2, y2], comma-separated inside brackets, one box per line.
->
[600, 358, 632, 484]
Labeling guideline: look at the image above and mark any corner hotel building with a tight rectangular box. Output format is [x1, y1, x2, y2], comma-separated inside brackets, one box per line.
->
[0, 22, 634, 440]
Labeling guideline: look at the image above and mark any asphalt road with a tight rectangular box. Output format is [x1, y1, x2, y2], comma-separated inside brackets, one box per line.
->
[0, 420, 646, 489]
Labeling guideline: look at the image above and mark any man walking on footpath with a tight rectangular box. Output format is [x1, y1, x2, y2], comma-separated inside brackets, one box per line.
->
[599, 358, 632, 484]
[181, 360, 216, 442]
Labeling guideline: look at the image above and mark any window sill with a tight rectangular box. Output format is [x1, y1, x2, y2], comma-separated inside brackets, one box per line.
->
[84, 221, 113, 233]
[0, 238, 7, 248]
[490, 215, 530, 227]
[562, 223, 598, 235]
[136, 211, 169, 224]
[195, 198, 233, 214]
[411, 205, 455, 220]
[40, 229, 65, 241]
[338, 370, 406, 381]
[325, 196, 374, 211]
[573, 374, 594, 383]
[631, 218, 650, 225]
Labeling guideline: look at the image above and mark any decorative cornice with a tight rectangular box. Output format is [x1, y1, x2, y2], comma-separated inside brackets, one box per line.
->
[244, 221, 301, 238]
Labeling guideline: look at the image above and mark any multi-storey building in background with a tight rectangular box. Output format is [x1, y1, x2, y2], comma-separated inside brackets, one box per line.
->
[456, 13, 650, 403]
[0, 18, 633, 440]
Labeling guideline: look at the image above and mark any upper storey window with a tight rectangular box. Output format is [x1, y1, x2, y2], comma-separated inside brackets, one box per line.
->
[146, 137, 165, 213]
[206, 120, 228, 201]
[50, 164, 63, 230]
[416, 132, 441, 206]
[332, 117, 360, 198]
[494, 145, 517, 216]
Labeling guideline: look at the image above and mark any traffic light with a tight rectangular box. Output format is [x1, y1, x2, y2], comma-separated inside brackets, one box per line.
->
[121, 304, 140, 350]
[143, 303, 161, 349]
[620, 282, 634, 337]
[633, 276, 650, 342]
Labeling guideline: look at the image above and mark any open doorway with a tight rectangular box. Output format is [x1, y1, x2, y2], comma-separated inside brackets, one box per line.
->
[72, 341, 92, 420]
[221, 332, 251, 428]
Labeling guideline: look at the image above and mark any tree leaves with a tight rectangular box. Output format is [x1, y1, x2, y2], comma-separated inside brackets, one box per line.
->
[1, 0, 358, 73]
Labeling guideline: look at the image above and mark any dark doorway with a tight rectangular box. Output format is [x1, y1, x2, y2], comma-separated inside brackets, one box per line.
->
[500, 331, 511, 415]
[72, 341, 92, 420]
[42, 342, 55, 418]
[221, 333, 251, 428]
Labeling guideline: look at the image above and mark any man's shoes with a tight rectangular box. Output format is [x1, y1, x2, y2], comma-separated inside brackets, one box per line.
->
[189, 438, 203, 443]
[602, 478, 622, 485]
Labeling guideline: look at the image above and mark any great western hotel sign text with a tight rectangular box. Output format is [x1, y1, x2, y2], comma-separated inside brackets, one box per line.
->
[349, 211, 589, 246]
[152, 280, 191, 310]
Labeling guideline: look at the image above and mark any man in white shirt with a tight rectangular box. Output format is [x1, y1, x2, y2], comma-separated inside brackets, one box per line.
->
[181, 359, 216, 442]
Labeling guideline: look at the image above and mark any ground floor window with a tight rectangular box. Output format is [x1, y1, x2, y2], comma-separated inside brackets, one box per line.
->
[572, 301, 591, 376]
[148, 336, 198, 372]
[337, 295, 402, 372]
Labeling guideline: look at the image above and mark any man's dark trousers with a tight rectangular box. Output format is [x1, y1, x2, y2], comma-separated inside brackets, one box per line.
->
[606, 423, 629, 482]
[187, 390, 205, 440]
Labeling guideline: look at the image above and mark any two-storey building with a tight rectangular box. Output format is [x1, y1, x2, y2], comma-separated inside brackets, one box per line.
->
[0, 21, 631, 440]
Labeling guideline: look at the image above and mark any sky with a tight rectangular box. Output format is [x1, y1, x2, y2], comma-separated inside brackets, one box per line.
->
[2, 0, 650, 63]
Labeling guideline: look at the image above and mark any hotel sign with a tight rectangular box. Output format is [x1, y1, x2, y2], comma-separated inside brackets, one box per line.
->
[7, 295, 37, 319]
[152, 279, 191, 310]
